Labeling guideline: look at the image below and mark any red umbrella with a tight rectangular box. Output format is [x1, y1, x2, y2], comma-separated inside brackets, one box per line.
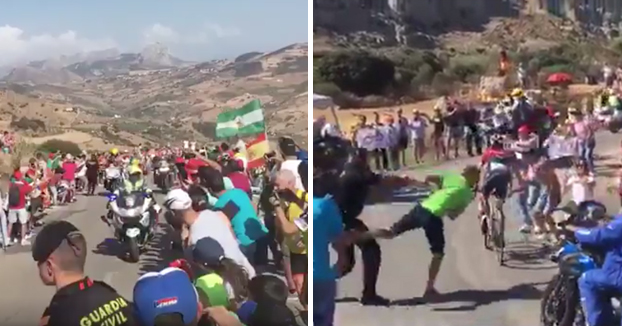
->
[547, 72, 572, 84]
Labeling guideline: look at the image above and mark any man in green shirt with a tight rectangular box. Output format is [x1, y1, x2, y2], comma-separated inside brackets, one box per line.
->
[364, 165, 479, 300]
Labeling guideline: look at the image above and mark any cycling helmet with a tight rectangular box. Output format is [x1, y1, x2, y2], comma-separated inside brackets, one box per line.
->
[110, 148, 119, 155]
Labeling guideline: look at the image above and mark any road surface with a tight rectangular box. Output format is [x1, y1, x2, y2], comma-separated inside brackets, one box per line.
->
[335, 131, 622, 326]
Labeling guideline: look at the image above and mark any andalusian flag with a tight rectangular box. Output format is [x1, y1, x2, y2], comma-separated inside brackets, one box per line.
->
[216, 100, 266, 139]
[246, 133, 270, 169]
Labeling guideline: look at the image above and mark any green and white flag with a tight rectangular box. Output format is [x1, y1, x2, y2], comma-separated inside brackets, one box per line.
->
[216, 99, 266, 139]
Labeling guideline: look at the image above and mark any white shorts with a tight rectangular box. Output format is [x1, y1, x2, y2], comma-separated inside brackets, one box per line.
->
[7, 208, 28, 224]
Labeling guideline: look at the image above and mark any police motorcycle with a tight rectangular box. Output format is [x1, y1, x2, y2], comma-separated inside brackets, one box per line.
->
[104, 188, 161, 263]
[540, 201, 621, 326]
[153, 158, 175, 192]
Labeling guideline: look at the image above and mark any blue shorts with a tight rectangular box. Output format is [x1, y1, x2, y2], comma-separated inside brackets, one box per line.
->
[314, 280, 336, 326]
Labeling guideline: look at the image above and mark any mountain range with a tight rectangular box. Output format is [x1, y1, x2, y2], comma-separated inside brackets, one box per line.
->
[2, 43, 190, 83]
[0, 42, 309, 148]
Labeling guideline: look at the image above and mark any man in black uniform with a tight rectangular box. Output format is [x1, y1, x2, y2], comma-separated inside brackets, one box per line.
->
[315, 136, 388, 306]
[33, 221, 135, 326]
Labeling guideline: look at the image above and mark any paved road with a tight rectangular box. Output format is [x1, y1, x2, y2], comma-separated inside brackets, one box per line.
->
[0, 189, 178, 324]
[335, 131, 622, 326]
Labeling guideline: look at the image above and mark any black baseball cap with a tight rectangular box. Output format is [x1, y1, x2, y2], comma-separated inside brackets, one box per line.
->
[32, 221, 82, 263]
[192, 237, 226, 266]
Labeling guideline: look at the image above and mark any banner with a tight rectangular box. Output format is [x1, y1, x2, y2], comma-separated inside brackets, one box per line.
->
[546, 135, 579, 160]
[355, 127, 379, 150]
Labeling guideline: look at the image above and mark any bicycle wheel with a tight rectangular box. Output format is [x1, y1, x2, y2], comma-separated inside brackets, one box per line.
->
[482, 204, 492, 251]
[491, 198, 506, 265]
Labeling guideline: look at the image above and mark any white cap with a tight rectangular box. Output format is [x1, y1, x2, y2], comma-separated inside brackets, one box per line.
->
[163, 189, 192, 210]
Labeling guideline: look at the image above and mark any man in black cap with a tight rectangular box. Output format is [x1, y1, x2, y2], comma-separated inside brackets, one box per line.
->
[33, 221, 135, 326]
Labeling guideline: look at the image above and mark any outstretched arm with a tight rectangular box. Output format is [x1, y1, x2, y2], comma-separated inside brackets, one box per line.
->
[573, 217, 622, 247]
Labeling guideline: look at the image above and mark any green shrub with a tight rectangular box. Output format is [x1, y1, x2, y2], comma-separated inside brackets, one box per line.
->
[431, 72, 457, 96]
[448, 54, 489, 82]
[10, 117, 46, 131]
[317, 50, 395, 96]
[38, 139, 82, 156]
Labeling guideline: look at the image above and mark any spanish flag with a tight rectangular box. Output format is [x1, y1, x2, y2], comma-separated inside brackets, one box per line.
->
[246, 133, 270, 169]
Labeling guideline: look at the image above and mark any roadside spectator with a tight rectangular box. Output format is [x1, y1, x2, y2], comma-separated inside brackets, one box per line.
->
[85, 154, 99, 196]
[34, 221, 135, 326]
[62, 154, 77, 202]
[372, 112, 389, 170]
[410, 109, 427, 164]
[464, 104, 482, 156]
[133, 267, 202, 326]
[7, 171, 32, 246]
[0, 175, 9, 248]
[430, 107, 446, 160]
[570, 110, 596, 172]
[274, 169, 308, 308]
[163, 188, 255, 277]
[444, 103, 463, 159]
[395, 109, 409, 167]
[313, 179, 350, 326]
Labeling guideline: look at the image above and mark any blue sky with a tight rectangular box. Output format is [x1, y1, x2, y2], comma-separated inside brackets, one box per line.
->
[0, 0, 308, 65]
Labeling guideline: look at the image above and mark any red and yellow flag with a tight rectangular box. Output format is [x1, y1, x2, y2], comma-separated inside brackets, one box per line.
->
[246, 133, 269, 169]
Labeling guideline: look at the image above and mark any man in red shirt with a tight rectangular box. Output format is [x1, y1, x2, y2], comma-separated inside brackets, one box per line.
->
[7, 171, 33, 246]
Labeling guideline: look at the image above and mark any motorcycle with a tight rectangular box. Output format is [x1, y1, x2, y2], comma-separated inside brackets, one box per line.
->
[105, 191, 160, 263]
[104, 166, 122, 192]
[155, 162, 174, 192]
[540, 202, 620, 326]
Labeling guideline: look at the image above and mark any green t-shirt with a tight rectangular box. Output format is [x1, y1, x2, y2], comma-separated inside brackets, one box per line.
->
[421, 173, 474, 218]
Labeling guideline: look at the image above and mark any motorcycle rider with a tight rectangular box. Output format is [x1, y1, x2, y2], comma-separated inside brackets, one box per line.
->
[566, 215, 622, 326]
[105, 166, 157, 226]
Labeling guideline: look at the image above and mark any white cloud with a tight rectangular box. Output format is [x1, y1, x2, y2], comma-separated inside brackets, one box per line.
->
[142, 23, 241, 45]
[204, 23, 241, 38]
[0, 25, 117, 66]
[142, 23, 180, 44]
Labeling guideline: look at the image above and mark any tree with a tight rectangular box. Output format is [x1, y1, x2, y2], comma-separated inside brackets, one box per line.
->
[38, 139, 82, 156]
[317, 51, 395, 96]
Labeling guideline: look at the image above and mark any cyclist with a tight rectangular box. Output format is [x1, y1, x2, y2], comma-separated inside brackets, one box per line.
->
[478, 134, 513, 233]
[363, 166, 479, 300]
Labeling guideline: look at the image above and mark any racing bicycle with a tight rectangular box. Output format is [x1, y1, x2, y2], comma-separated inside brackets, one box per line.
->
[482, 193, 506, 265]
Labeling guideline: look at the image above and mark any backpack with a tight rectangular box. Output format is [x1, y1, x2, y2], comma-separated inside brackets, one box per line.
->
[8, 183, 22, 207]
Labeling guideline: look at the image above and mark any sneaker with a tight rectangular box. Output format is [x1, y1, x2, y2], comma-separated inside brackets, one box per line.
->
[20, 239, 31, 246]
[519, 224, 532, 233]
[24, 232, 35, 240]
